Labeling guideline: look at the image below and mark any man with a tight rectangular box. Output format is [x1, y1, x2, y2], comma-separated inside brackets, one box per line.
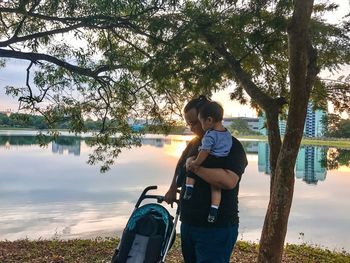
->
[165, 96, 248, 263]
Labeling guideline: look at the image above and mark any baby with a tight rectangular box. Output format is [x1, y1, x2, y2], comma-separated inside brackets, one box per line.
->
[183, 101, 232, 223]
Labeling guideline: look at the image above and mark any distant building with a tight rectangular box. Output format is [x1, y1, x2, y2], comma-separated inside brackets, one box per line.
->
[127, 118, 146, 132]
[223, 117, 259, 133]
[304, 103, 326, 137]
[258, 114, 286, 136]
[258, 102, 326, 137]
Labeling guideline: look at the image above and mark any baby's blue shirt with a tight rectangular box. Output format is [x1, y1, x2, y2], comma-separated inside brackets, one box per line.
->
[199, 129, 232, 157]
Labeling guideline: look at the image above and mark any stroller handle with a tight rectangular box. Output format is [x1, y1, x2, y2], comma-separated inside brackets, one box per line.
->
[135, 185, 179, 209]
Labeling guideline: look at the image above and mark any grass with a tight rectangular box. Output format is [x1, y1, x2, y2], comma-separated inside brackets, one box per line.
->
[300, 138, 350, 148]
[1, 237, 349, 263]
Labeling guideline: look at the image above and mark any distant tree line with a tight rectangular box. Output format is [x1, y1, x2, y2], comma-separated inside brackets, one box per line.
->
[0, 112, 106, 130]
[228, 119, 261, 136]
[0, 113, 187, 134]
[2, 112, 349, 139]
[227, 114, 350, 139]
[322, 114, 350, 138]
[0, 113, 48, 129]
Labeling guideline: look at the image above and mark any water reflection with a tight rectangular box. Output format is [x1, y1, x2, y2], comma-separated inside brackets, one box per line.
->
[1, 135, 349, 185]
[257, 142, 350, 185]
[0, 134, 188, 241]
[1, 133, 350, 250]
[258, 142, 327, 184]
[52, 137, 81, 156]
[296, 146, 326, 184]
[322, 148, 350, 170]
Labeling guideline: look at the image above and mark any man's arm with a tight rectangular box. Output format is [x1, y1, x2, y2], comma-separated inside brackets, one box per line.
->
[190, 165, 239, 190]
[188, 136, 247, 190]
[164, 172, 178, 205]
[164, 137, 201, 204]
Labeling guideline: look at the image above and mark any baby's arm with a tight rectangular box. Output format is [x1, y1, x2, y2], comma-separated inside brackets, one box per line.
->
[188, 131, 214, 170]
[188, 149, 209, 170]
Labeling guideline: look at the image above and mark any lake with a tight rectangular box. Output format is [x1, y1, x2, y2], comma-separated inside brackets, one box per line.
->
[0, 130, 350, 251]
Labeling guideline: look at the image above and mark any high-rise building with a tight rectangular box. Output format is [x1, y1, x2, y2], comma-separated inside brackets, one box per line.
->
[304, 102, 326, 137]
[258, 102, 326, 137]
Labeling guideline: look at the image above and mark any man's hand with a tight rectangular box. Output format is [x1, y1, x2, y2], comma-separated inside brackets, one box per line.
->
[164, 185, 177, 207]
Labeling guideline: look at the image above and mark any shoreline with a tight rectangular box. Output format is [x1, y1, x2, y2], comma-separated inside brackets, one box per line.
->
[1, 128, 349, 148]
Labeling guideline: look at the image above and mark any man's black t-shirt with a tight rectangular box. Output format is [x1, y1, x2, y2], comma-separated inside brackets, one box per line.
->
[176, 136, 247, 227]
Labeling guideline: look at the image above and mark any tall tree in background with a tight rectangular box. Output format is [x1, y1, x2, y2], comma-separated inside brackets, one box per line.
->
[1, 0, 350, 261]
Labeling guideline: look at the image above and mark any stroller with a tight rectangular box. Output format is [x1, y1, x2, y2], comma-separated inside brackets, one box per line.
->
[111, 185, 180, 263]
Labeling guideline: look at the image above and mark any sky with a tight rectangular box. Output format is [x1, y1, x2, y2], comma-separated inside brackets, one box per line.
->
[0, 0, 349, 118]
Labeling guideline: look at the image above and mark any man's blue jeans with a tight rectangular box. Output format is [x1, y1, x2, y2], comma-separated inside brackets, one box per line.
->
[180, 223, 239, 263]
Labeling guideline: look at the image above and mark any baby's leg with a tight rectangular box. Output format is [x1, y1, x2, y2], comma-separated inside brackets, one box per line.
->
[183, 173, 196, 200]
[208, 185, 221, 223]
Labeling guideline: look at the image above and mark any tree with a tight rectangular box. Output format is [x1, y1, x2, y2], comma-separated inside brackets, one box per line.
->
[323, 113, 350, 138]
[143, 1, 349, 261]
[229, 118, 259, 135]
[0, 0, 186, 171]
[1, 0, 350, 262]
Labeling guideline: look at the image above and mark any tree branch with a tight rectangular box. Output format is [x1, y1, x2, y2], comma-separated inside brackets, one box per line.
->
[0, 7, 152, 29]
[0, 48, 124, 78]
[12, 0, 41, 38]
[202, 31, 274, 110]
[0, 23, 83, 47]
[112, 29, 152, 59]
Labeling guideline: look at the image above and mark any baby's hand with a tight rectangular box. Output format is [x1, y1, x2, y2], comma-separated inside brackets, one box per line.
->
[188, 161, 199, 172]
[185, 156, 195, 171]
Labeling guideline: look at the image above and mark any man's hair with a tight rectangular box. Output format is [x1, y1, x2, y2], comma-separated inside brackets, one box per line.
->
[199, 101, 224, 122]
[184, 95, 210, 113]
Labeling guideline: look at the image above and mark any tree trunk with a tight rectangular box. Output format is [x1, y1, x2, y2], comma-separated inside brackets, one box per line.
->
[258, 0, 315, 262]
[265, 107, 282, 193]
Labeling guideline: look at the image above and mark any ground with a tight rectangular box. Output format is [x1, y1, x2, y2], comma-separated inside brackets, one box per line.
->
[1, 237, 349, 263]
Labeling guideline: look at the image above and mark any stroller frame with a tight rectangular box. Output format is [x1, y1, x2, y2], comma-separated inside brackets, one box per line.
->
[111, 185, 180, 263]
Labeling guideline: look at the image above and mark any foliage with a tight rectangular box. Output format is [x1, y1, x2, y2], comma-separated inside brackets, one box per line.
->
[0, 112, 48, 129]
[321, 148, 350, 170]
[1, 0, 188, 171]
[322, 113, 350, 138]
[144, 1, 350, 112]
[1, 1, 350, 171]
[228, 118, 260, 136]
[1, 1, 349, 259]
